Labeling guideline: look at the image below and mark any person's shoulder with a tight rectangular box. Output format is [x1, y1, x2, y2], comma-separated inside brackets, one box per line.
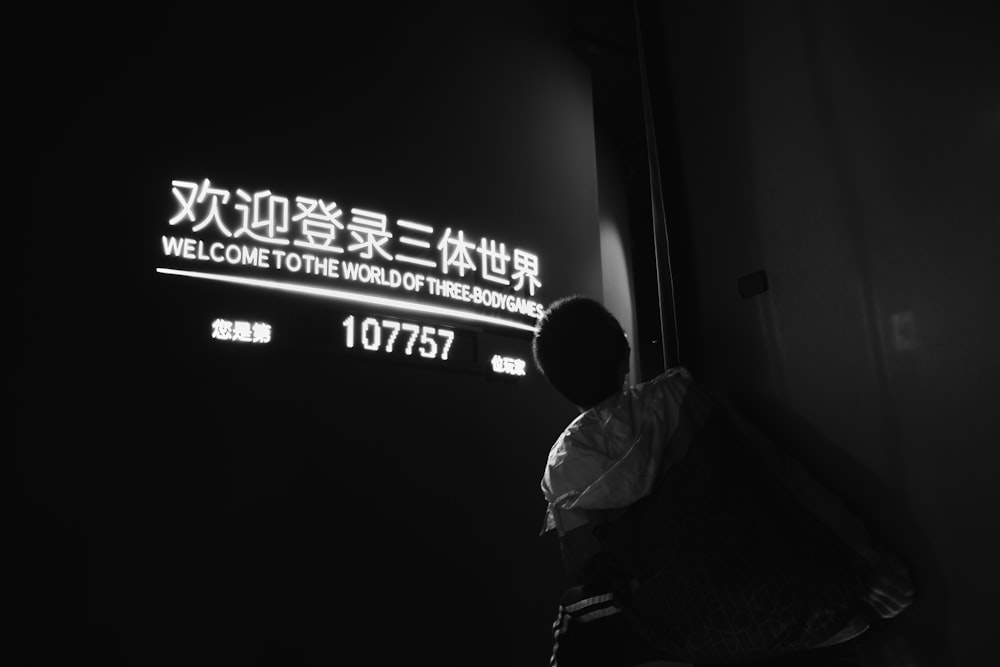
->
[657, 366, 694, 383]
[630, 366, 694, 401]
[545, 412, 589, 462]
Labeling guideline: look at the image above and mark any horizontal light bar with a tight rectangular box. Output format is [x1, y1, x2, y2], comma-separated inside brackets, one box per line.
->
[392, 254, 436, 267]
[156, 267, 539, 333]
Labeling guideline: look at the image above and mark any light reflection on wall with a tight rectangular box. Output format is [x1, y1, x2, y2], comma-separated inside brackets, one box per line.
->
[600, 217, 638, 383]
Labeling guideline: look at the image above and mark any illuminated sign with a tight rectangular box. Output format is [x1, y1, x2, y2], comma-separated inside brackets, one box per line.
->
[211, 318, 272, 344]
[343, 315, 454, 361]
[158, 178, 544, 333]
[337, 311, 478, 371]
[490, 355, 527, 377]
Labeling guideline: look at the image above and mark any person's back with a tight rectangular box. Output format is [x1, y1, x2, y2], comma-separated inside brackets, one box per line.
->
[532, 295, 914, 666]
[589, 378, 876, 661]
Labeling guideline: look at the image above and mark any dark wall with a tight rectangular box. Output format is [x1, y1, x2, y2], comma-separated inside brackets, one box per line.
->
[21, 5, 616, 665]
[643, 1, 999, 665]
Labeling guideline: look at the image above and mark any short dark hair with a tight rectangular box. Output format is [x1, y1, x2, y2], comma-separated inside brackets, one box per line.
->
[532, 295, 628, 408]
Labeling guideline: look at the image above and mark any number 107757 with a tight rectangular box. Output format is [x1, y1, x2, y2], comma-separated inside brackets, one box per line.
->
[342, 315, 455, 361]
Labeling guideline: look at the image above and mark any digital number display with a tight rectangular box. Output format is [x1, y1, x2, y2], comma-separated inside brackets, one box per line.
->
[342, 314, 468, 365]
[337, 312, 531, 377]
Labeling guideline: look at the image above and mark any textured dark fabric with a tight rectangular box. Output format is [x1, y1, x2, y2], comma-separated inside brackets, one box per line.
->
[593, 406, 875, 664]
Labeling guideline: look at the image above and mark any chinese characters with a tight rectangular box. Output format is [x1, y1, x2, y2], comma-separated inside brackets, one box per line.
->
[170, 178, 541, 296]
[211, 318, 272, 343]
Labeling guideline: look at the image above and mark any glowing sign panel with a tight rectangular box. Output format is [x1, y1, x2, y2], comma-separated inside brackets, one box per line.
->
[161, 178, 545, 332]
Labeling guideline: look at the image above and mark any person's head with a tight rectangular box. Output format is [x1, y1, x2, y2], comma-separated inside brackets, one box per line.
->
[532, 295, 630, 410]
